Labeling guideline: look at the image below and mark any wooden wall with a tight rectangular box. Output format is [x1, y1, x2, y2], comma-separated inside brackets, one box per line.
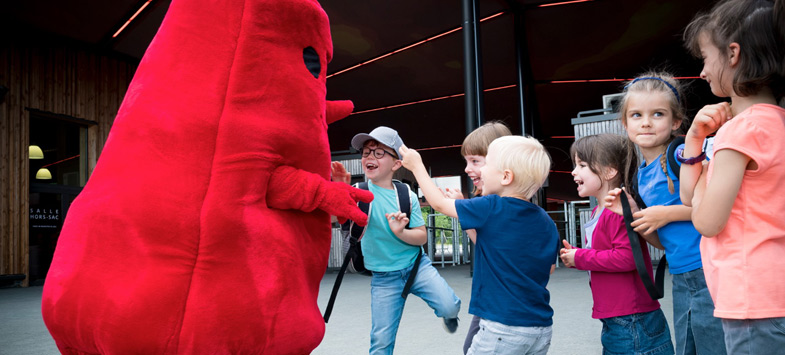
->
[0, 40, 137, 285]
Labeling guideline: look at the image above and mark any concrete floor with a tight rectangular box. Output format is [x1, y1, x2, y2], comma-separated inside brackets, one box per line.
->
[0, 264, 674, 354]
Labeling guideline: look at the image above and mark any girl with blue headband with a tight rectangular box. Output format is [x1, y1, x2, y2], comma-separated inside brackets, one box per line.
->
[609, 71, 727, 355]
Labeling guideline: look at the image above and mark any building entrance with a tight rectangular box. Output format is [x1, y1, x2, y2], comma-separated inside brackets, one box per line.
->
[28, 113, 89, 285]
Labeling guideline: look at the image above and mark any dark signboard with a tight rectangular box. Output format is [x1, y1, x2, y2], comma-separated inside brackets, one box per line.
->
[30, 206, 61, 229]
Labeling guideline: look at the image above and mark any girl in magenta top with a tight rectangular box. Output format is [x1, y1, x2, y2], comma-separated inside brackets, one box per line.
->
[561, 134, 674, 355]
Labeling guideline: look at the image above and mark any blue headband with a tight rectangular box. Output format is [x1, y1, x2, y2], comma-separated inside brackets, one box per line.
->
[624, 77, 680, 103]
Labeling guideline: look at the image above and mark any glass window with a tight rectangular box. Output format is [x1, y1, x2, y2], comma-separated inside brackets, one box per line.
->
[29, 115, 88, 187]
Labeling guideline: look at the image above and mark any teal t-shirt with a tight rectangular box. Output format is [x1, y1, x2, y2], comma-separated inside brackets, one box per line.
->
[361, 181, 425, 272]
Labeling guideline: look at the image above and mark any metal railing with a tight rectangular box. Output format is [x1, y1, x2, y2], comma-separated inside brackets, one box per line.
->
[425, 213, 470, 268]
[327, 211, 471, 269]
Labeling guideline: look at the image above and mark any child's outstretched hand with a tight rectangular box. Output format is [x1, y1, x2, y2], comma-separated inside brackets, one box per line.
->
[398, 145, 423, 171]
[605, 188, 668, 234]
[331, 161, 351, 185]
[631, 206, 669, 235]
[603, 187, 634, 216]
[688, 102, 732, 140]
[385, 211, 410, 235]
[443, 187, 463, 200]
[559, 240, 577, 268]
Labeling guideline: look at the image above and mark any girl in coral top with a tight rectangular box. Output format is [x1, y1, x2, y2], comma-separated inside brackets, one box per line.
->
[680, 0, 785, 353]
[561, 134, 674, 355]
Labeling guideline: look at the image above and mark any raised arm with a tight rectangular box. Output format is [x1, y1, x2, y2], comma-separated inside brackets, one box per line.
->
[681, 103, 732, 205]
[398, 145, 458, 218]
[267, 165, 374, 225]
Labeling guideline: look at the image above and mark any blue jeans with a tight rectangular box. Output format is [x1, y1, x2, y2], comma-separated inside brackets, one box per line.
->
[671, 268, 726, 355]
[369, 254, 461, 355]
[722, 317, 785, 355]
[601, 309, 674, 355]
[467, 318, 551, 355]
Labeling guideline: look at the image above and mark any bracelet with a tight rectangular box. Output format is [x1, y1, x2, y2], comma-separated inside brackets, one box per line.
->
[675, 146, 706, 165]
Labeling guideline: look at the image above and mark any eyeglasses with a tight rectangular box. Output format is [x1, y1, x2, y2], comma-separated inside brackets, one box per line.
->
[361, 147, 397, 159]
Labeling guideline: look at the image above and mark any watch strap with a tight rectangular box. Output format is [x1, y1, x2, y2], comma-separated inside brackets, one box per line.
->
[675, 146, 706, 165]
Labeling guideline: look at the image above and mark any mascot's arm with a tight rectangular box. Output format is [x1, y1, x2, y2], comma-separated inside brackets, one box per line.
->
[325, 100, 353, 124]
[267, 165, 374, 226]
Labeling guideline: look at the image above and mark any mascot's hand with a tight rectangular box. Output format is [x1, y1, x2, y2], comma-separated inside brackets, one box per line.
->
[267, 165, 373, 226]
[320, 182, 374, 226]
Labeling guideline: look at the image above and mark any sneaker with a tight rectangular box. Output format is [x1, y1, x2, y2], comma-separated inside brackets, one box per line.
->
[443, 317, 459, 333]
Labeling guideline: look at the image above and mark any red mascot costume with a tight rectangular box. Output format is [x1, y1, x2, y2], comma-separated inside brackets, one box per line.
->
[40, 0, 372, 353]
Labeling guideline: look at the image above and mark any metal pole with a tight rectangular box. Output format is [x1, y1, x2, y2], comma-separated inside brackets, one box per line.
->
[462, 0, 485, 277]
[462, 0, 484, 136]
[471, 0, 485, 128]
[461, 0, 486, 209]
[513, 8, 531, 136]
[511, 4, 549, 208]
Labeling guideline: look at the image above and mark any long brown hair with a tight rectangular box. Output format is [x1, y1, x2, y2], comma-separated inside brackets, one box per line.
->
[570, 134, 638, 192]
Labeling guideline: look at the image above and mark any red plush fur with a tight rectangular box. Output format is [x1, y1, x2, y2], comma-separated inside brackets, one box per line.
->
[41, 0, 372, 353]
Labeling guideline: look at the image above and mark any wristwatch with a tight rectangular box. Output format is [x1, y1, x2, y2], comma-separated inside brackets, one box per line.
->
[675, 146, 706, 165]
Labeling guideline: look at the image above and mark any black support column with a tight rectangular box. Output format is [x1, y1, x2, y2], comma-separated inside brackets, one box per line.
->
[462, 0, 485, 136]
[512, 3, 546, 207]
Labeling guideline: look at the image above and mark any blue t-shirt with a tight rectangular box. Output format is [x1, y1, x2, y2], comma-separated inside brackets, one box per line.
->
[637, 147, 702, 274]
[361, 181, 425, 272]
[456, 194, 558, 327]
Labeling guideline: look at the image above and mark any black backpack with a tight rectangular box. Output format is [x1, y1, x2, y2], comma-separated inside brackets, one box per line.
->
[622, 135, 683, 300]
[323, 180, 420, 322]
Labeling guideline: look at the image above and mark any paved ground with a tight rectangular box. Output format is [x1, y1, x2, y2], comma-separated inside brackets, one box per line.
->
[0, 264, 674, 355]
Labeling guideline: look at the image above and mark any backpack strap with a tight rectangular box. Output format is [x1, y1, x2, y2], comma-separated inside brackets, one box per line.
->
[392, 180, 412, 230]
[393, 180, 422, 298]
[348, 182, 370, 241]
[324, 182, 368, 323]
[323, 243, 355, 323]
[620, 189, 666, 300]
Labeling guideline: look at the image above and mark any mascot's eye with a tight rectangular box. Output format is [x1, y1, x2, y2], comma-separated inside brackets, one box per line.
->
[303, 47, 321, 79]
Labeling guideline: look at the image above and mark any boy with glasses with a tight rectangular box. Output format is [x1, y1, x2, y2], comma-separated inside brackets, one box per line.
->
[332, 126, 461, 355]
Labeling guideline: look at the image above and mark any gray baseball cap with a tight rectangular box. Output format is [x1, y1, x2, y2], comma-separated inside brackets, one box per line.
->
[351, 126, 404, 158]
